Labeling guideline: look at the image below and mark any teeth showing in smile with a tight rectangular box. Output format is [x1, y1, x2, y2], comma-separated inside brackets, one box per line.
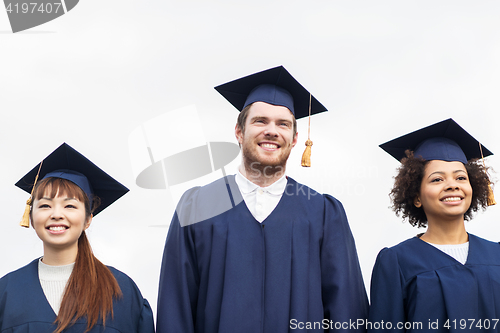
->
[48, 226, 67, 231]
[442, 197, 462, 202]
[260, 143, 279, 149]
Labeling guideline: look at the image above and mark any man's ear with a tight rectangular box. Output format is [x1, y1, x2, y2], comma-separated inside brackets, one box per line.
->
[291, 131, 298, 148]
[235, 124, 243, 145]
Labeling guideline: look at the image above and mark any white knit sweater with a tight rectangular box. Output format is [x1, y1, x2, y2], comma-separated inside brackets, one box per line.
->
[38, 259, 75, 315]
[429, 242, 469, 265]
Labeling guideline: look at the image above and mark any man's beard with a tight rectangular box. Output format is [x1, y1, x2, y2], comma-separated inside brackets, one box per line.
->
[241, 140, 292, 180]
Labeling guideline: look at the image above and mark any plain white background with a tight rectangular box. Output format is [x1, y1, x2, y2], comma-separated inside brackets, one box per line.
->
[1, 0, 500, 322]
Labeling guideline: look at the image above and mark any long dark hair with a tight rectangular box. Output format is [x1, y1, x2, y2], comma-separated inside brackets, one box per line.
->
[31, 177, 122, 333]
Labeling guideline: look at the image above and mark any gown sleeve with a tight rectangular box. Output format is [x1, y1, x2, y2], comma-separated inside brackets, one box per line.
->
[156, 190, 199, 333]
[368, 247, 406, 333]
[321, 195, 369, 332]
[0, 273, 6, 330]
[138, 298, 155, 333]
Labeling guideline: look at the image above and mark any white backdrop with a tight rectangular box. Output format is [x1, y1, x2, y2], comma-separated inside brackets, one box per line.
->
[1, 0, 500, 322]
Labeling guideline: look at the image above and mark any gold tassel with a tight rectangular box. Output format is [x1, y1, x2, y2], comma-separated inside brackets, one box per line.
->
[301, 139, 313, 167]
[479, 142, 496, 206]
[20, 161, 43, 228]
[301, 93, 313, 167]
[20, 197, 32, 228]
[487, 183, 496, 206]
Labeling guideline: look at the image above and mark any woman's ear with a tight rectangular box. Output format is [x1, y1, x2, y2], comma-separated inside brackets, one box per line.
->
[414, 196, 422, 208]
[84, 214, 93, 230]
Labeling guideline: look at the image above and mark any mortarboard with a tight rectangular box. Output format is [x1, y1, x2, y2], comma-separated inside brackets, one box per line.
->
[214, 65, 327, 120]
[380, 118, 496, 205]
[16, 143, 129, 227]
[215, 65, 328, 167]
[379, 118, 493, 163]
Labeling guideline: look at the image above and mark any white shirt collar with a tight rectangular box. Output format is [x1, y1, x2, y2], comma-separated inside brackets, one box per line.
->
[235, 169, 288, 196]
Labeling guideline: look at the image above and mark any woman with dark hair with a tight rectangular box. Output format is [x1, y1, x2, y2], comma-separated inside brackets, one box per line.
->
[369, 119, 500, 333]
[0, 143, 154, 333]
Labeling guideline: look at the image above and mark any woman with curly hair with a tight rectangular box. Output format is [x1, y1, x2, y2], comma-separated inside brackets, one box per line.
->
[0, 143, 154, 333]
[368, 119, 500, 333]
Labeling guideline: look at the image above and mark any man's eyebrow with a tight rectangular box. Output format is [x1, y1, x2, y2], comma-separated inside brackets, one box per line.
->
[250, 116, 268, 121]
[250, 116, 292, 123]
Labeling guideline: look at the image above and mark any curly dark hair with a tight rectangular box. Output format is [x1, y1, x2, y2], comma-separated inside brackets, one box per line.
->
[390, 150, 492, 228]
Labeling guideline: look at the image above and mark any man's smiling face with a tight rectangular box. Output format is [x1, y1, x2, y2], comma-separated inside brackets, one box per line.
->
[236, 101, 297, 172]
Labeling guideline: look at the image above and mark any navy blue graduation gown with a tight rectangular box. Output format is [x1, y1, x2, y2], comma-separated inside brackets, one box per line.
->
[0, 259, 155, 333]
[157, 176, 368, 333]
[368, 234, 500, 333]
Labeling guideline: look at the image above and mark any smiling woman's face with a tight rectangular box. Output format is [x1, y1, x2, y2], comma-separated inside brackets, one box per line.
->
[31, 178, 91, 257]
[415, 160, 473, 224]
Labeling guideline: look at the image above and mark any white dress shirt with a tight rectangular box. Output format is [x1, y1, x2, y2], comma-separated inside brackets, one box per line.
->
[234, 170, 287, 223]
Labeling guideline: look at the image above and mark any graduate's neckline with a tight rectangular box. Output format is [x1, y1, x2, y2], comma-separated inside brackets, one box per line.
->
[416, 232, 469, 246]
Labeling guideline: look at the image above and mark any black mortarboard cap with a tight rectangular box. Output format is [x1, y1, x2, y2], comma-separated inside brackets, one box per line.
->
[16, 143, 129, 216]
[214, 65, 327, 119]
[380, 118, 493, 163]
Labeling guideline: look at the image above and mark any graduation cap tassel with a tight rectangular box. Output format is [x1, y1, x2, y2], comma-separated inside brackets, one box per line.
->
[479, 142, 496, 206]
[301, 94, 313, 167]
[20, 161, 43, 228]
[20, 198, 32, 228]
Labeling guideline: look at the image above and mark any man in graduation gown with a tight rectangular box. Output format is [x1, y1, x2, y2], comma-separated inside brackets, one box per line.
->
[156, 66, 368, 333]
